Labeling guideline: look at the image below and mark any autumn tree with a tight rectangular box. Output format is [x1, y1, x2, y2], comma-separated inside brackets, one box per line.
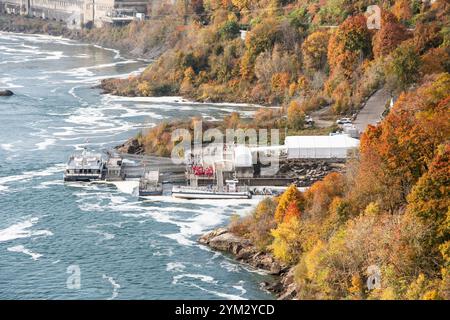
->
[304, 172, 346, 220]
[302, 30, 330, 73]
[249, 197, 277, 250]
[420, 47, 450, 75]
[284, 201, 302, 223]
[407, 144, 450, 248]
[287, 100, 305, 130]
[328, 15, 372, 78]
[270, 216, 303, 263]
[241, 18, 281, 80]
[355, 73, 450, 213]
[275, 184, 304, 224]
[392, 0, 413, 23]
[385, 41, 421, 91]
[413, 22, 444, 54]
[373, 20, 410, 58]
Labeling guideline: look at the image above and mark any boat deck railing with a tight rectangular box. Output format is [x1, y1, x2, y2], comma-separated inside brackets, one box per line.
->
[174, 185, 249, 193]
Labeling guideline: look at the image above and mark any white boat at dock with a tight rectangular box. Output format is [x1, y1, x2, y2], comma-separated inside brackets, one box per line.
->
[64, 148, 105, 182]
[172, 179, 252, 200]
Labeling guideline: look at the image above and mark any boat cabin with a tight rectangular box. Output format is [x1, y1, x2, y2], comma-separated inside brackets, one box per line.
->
[64, 150, 105, 182]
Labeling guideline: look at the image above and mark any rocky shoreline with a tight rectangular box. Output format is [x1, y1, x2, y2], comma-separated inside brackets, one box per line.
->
[199, 228, 298, 300]
[0, 14, 164, 60]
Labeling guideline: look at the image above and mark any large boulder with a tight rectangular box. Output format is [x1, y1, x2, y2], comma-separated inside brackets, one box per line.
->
[116, 138, 143, 154]
[202, 230, 251, 255]
[0, 90, 14, 96]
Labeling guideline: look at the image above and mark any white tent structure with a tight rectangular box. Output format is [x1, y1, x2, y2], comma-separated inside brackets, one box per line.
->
[285, 135, 359, 159]
[233, 145, 253, 167]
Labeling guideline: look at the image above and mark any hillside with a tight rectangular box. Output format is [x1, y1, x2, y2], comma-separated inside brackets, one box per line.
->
[229, 72, 450, 299]
[100, 0, 450, 156]
[109, 0, 449, 300]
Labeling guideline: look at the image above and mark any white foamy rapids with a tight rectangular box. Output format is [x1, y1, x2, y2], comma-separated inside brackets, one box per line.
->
[45, 60, 137, 78]
[0, 217, 53, 243]
[34, 180, 63, 190]
[117, 197, 259, 247]
[174, 275, 247, 300]
[110, 180, 140, 195]
[172, 273, 218, 285]
[0, 32, 83, 46]
[102, 274, 120, 300]
[107, 95, 265, 108]
[35, 138, 56, 150]
[232, 281, 247, 296]
[7, 245, 42, 260]
[86, 225, 115, 242]
[0, 143, 14, 151]
[0, 164, 65, 191]
[0, 49, 65, 65]
[166, 262, 186, 273]
[52, 102, 150, 139]
[220, 260, 240, 273]
[92, 44, 121, 59]
[0, 76, 24, 88]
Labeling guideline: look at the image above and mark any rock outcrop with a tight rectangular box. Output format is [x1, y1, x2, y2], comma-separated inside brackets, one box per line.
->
[199, 228, 298, 299]
[115, 138, 144, 154]
[0, 89, 14, 96]
[278, 160, 346, 187]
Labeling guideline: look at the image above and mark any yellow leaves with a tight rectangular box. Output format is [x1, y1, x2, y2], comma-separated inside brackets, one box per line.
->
[302, 30, 330, 72]
[287, 100, 305, 130]
[137, 81, 151, 96]
[270, 216, 303, 264]
[405, 273, 438, 300]
[274, 184, 304, 224]
[348, 274, 364, 299]
[270, 72, 290, 92]
[379, 287, 397, 300]
[422, 290, 439, 300]
[391, 0, 413, 23]
[303, 240, 326, 280]
[364, 202, 380, 216]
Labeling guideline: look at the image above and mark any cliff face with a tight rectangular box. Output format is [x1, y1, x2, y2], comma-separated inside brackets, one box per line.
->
[199, 228, 298, 300]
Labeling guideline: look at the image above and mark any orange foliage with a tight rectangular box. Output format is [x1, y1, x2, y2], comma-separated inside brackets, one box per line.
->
[284, 201, 302, 223]
[420, 48, 450, 75]
[355, 73, 450, 212]
[391, 0, 413, 22]
[328, 15, 372, 78]
[275, 184, 304, 224]
[407, 143, 450, 245]
[304, 172, 346, 220]
[373, 21, 410, 58]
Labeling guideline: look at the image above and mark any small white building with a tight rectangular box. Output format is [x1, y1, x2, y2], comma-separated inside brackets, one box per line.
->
[233, 145, 254, 178]
[285, 135, 359, 159]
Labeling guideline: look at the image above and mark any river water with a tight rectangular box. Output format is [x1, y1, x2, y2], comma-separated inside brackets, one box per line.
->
[0, 32, 273, 299]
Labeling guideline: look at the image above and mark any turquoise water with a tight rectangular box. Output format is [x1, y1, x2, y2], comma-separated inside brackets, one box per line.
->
[0, 32, 273, 299]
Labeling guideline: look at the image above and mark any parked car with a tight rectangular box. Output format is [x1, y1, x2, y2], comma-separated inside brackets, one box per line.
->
[336, 117, 352, 125]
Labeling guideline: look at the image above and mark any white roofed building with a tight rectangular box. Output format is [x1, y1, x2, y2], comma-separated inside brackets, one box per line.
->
[233, 145, 254, 178]
[285, 135, 359, 159]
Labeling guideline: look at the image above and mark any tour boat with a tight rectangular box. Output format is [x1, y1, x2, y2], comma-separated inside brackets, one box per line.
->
[138, 170, 163, 197]
[64, 148, 105, 182]
[171, 179, 252, 200]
